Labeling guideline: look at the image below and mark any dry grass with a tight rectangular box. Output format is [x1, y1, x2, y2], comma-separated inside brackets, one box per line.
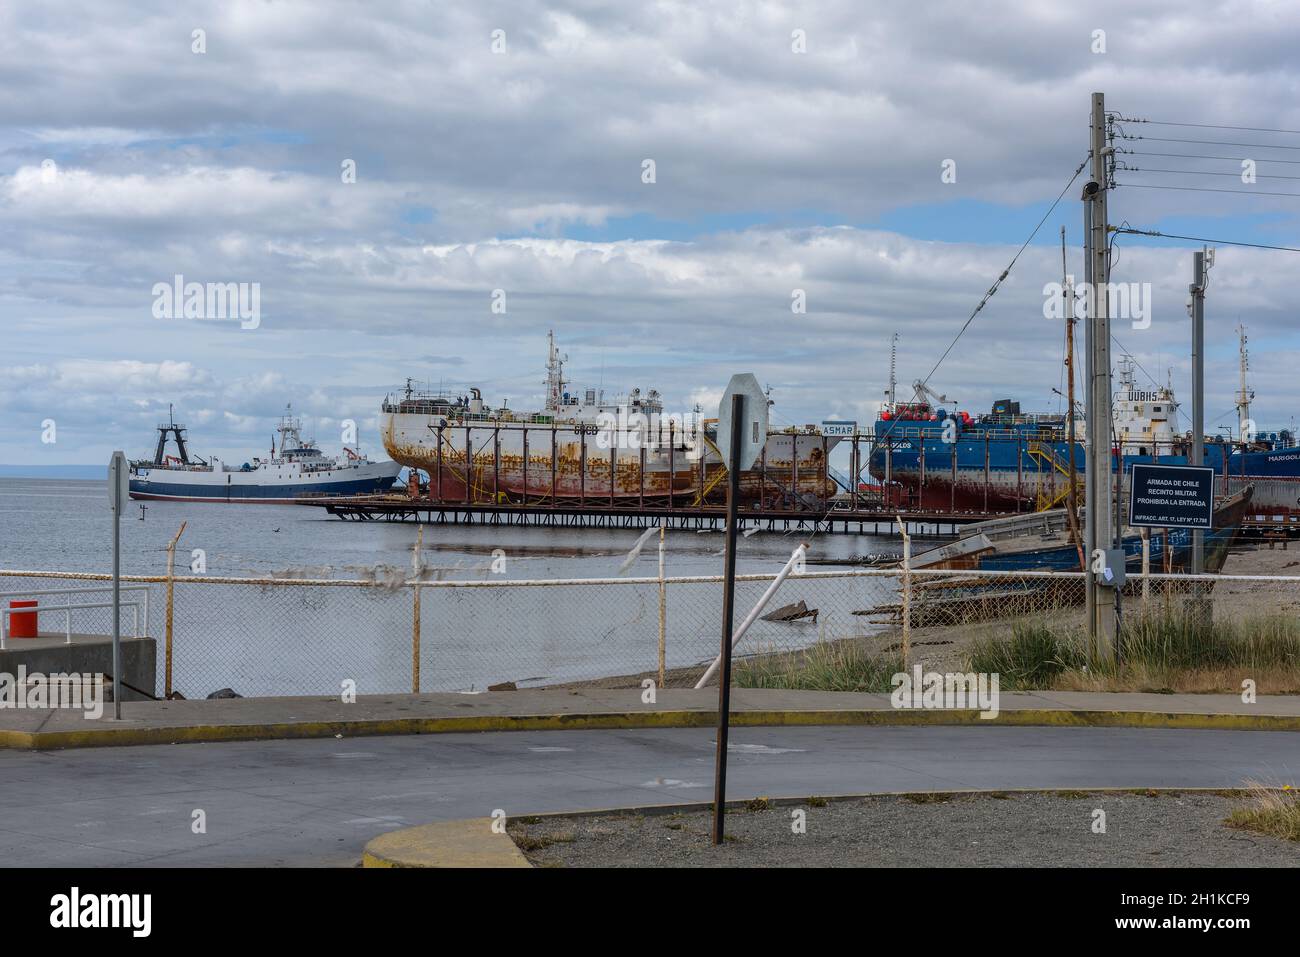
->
[904, 792, 954, 804]
[968, 609, 1300, 693]
[1052, 663, 1300, 694]
[507, 826, 575, 852]
[735, 640, 901, 692]
[1225, 783, 1300, 842]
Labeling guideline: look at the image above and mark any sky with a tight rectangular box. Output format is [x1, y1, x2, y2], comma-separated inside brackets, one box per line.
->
[3, 0, 1300, 467]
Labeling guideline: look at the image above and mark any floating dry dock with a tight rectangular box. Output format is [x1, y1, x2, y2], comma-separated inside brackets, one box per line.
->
[301, 495, 990, 536]
[300, 490, 1300, 544]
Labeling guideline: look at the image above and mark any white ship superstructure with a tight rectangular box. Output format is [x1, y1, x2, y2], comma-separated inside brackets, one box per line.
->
[1112, 357, 1179, 456]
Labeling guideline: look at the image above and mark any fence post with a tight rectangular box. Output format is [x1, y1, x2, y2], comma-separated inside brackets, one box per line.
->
[657, 524, 666, 687]
[897, 514, 911, 667]
[412, 525, 423, 694]
[1140, 527, 1150, 603]
[163, 521, 186, 699]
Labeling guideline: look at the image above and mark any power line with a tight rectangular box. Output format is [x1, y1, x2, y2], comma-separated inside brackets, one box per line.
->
[1120, 149, 1300, 167]
[1111, 336, 1264, 433]
[1114, 181, 1300, 200]
[1121, 165, 1300, 181]
[1112, 226, 1300, 254]
[1112, 116, 1300, 136]
[872, 156, 1092, 453]
[1115, 133, 1300, 151]
[916, 155, 1091, 390]
[1110, 335, 1162, 388]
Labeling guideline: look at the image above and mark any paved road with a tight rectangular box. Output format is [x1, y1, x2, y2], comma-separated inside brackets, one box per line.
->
[1, 725, 1296, 866]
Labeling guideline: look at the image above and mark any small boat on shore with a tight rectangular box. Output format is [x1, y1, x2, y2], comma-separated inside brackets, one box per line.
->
[860, 488, 1256, 628]
[910, 485, 1254, 575]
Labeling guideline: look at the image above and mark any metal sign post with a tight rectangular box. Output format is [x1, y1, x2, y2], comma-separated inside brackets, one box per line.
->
[712, 374, 767, 846]
[714, 373, 768, 473]
[108, 450, 129, 719]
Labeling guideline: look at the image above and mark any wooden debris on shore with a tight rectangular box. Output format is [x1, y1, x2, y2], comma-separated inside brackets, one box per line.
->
[854, 573, 1217, 628]
[761, 600, 819, 623]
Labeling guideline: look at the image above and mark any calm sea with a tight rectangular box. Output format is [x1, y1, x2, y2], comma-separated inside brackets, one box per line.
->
[0, 478, 896, 579]
[0, 478, 901, 696]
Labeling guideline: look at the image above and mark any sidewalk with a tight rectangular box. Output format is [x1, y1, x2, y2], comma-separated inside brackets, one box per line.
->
[3, 687, 1299, 749]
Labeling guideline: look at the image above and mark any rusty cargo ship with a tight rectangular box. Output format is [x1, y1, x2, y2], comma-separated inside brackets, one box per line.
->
[379, 332, 841, 507]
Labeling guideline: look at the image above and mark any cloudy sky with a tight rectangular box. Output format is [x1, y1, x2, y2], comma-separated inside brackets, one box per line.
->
[3, 0, 1300, 467]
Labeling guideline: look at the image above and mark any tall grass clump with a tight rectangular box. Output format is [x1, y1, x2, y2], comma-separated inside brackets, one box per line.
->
[967, 624, 1087, 690]
[1225, 783, 1300, 843]
[966, 607, 1300, 692]
[1116, 608, 1300, 671]
[734, 641, 901, 693]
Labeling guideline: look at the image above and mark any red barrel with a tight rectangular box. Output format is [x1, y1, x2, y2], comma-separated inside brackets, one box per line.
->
[8, 600, 37, 638]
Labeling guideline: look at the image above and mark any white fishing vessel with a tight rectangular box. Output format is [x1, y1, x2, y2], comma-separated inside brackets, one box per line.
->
[129, 406, 401, 503]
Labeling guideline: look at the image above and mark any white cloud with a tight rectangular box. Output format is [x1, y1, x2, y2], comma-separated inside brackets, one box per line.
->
[2, 164, 397, 229]
[2, 0, 1299, 461]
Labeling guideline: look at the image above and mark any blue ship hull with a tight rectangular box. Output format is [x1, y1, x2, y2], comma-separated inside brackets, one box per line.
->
[129, 474, 398, 503]
[870, 418, 1297, 511]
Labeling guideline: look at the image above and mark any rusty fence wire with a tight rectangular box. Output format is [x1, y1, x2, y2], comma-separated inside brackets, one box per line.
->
[2, 566, 1299, 698]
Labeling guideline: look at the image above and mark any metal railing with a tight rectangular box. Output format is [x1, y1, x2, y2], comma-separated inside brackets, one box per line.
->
[0, 585, 150, 649]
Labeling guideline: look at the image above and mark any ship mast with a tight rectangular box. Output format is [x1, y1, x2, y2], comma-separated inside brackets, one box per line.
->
[153, 403, 192, 466]
[277, 403, 303, 457]
[887, 332, 898, 411]
[544, 330, 568, 412]
[1236, 322, 1254, 441]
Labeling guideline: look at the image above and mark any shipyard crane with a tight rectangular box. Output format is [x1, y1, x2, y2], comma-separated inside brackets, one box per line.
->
[911, 379, 954, 408]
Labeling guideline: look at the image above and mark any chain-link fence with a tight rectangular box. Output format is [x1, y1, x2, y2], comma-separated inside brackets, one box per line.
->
[2, 564, 1299, 698]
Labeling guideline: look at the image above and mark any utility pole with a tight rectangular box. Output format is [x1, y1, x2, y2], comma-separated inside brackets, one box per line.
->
[1083, 91, 1116, 662]
[1062, 227, 1083, 568]
[1082, 180, 1095, 648]
[1189, 247, 1213, 575]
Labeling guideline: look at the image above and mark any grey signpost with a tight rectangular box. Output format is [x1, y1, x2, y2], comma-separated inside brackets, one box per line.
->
[108, 450, 129, 719]
[711, 374, 767, 846]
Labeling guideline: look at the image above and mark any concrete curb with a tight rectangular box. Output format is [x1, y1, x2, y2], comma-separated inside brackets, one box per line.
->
[508, 785, 1275, 822]
[370, 787, 1277, 869]
[5, 705, 1300, 749]
[362, 818, 531, 869]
